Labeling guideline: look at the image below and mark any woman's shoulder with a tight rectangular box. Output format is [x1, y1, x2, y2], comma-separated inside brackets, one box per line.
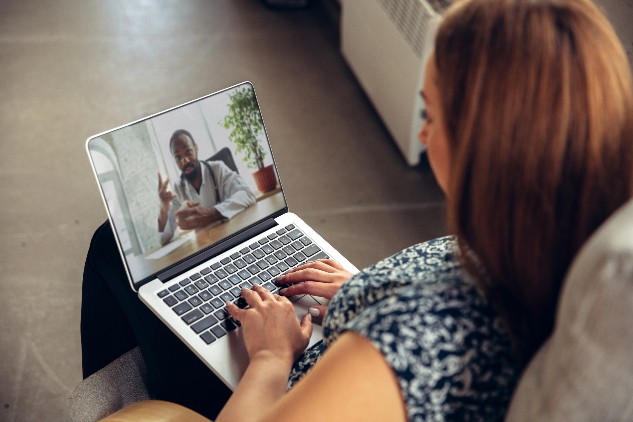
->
[326, 236, 520, 420]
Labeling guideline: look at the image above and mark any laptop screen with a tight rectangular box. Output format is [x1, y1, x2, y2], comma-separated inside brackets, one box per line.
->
[86, 82, 287, 287]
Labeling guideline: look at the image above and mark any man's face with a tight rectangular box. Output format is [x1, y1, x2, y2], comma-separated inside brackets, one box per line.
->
[171, 134, 199, 176]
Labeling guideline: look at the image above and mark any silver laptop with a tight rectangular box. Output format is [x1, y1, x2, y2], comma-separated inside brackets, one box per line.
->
[86, 81, 358, 390]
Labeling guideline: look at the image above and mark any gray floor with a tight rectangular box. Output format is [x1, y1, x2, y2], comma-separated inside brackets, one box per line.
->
[0, 1, 446, 421]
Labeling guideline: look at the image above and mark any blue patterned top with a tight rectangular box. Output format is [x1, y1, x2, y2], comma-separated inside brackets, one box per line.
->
[288, 236, 520, 421]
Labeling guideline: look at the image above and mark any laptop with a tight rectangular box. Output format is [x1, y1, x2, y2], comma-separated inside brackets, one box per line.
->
[86, 81, 359, 390]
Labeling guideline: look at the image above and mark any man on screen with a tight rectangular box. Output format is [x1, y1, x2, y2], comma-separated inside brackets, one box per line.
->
[157, 129, 256, 245]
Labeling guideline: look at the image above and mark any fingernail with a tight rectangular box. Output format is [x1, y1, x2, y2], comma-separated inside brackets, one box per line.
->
[308, 307, 320, 317]
[279, 288, 287, 295]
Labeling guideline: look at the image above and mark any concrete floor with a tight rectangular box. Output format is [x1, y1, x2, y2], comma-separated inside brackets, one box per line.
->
[0, 1, 447, 420]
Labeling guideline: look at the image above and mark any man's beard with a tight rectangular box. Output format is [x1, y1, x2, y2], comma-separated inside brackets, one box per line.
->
[183, 161, 200, 182]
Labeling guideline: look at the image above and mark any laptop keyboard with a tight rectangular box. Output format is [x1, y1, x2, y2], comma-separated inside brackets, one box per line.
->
[156, 224, 329, 345]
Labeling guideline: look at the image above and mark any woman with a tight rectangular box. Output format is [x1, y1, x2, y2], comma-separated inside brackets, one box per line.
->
[215, 0, 633, 420]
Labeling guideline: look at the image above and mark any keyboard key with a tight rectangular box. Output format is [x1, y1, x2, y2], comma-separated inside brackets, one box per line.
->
[194, 279, 209, 290]
[219, 280, 232, 290]
[228, 275, 241, 285]
[258, 238, 268, 245]
[168, 284, 180, 292]
[200, 303, 214, 314]
[230, 252, 241, 260]
[275, 261, 290, 273]
[243, 254, 256, 264]
[173, 301, 193, 316]
[265, 256, 278, 265]
[200, 267, 212, 276]
[261, 245, 274, 255]
[204, 274, 219, 284]
[300, 237, 313, 246]
[210, 325, 227, 339]
[285, 224, 295, 230]
[274, 250, 287, 260]
[190, 273, 202, 281]
[174, 290, 189, 301]
[220, 257, 231, 265]
[230, 286, 241, 297]
[247, 264, 260, 275]
[157, 289, 169, 298]
[215, 269, 228, 279]
[240, 247, 250, 255]
[267, 233, 278, 240]
[234, 297, 248, 309]
[302, 244, 321, 257]
[220, 292, 233, 303]
[214, 308, 228, 320]
[249, 242, 259, 250]
[221, 319, 238, 332]
[284, 257, 298, 267]
[313, 251, 329, 260]
[163, 296, 178, 307]
[182, 309, 203, 325]
[210, 298, 224, 309]
[234, 259, 247, 269]
[210, 262, 221, 270]
[191, 314, 219, 334]
[268, 266, 281, 277]
[288, 229, 302, 240]
[179, 278, 192, 287]
[185, 285, 199, 295]
[294, 252, 307, 262]
[259, 271, 272, 281]
[200, 331, 216, 344]
[253, 249, 265, 259]
[282, 245, 295, 255]
[279, 235, 291, 245]
[291, 241, 304, 251]
[276, 228, 287, 235]
[208, 285, 222, 296]
[225, 264, 238, 274]
[270, 240, 283, 250]
[188, 296, 203, 307]
[238, 270, 251, 280]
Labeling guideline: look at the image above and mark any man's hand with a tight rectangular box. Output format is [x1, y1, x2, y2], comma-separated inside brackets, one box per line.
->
[174, 200, 222, 230]
[158, 173, 176, 210]
[158, 173, 176, 231]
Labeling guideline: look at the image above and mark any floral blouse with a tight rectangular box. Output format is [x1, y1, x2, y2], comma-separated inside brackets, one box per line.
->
[288, 236, 520, 421]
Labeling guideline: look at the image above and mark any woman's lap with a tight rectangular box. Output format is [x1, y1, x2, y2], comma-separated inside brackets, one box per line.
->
[80, 221, 230, 419]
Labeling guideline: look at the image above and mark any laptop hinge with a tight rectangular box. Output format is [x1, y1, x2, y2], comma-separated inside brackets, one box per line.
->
[156, 217, 280, 283]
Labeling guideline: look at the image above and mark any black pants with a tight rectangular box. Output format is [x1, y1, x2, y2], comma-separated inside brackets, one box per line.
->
[80, 222, 231, 419]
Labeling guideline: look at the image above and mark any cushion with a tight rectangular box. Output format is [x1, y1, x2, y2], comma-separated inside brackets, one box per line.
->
[67, 347, 150, 422]
[506, 199, 633, 420]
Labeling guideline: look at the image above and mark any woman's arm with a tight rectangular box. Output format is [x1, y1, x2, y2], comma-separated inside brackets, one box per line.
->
[265, 331, 407, 422]
[218, 284, 406, 421]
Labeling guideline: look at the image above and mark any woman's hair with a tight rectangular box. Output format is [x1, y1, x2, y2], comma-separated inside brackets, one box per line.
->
[435, 0, 633, 361]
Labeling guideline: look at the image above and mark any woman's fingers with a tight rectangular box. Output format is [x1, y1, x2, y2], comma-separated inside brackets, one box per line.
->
[283, 259, 344, 276]
[240, 286, 263, 307]
[278, 280, 338, 298]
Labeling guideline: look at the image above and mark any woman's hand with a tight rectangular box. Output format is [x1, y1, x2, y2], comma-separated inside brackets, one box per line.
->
[226, 285, 313, 364]
[275, 259, 353, 323]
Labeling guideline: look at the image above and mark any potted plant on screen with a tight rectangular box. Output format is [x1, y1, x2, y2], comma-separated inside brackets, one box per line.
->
[222, 86, 278, 193]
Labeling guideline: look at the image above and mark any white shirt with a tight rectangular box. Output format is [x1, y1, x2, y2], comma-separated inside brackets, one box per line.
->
[160, 160, 256, 244]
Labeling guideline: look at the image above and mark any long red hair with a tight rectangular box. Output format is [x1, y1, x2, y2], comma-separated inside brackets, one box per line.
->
[435, 0, 633, 360]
